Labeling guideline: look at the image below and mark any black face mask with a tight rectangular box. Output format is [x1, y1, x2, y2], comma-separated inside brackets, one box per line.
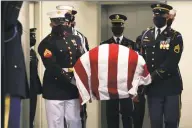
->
[153, 16, 167, 28]
[30, 33, 36, 47]
[167, 19, 173, 27]
[111, 26, 124, 37]
[52, 24, 72, 36]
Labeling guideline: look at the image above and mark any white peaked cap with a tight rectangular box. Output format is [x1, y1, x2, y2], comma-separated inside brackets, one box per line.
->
[47, 10, 70, 18]
[169, 9, 176, 15]
[56, 5, 74, 11]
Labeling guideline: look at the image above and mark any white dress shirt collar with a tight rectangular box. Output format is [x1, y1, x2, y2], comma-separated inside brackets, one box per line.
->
[155, 25, 167, 34]
[155, 25, 167, 39]
[113, 35, 124, 44]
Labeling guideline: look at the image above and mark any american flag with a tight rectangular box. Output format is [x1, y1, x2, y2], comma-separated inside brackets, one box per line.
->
[73, 44, 151, 105]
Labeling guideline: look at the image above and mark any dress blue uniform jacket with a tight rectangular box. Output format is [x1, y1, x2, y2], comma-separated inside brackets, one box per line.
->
[140, 27, 183, 97]
[38, 32, 82, 100]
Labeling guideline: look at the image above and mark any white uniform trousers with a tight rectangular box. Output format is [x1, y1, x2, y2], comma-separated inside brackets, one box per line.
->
[45, 99, 82, 128]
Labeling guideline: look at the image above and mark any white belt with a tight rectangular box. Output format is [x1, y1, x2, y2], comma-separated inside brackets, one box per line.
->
[62, 68, 74, 72]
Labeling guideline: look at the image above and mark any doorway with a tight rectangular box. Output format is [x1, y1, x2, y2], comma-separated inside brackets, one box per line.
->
[100, 2, 157, 128]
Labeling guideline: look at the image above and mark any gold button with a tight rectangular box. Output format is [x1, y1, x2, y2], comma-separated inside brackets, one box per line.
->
[70, 52, 72, 54]
[70, 57, 72, 60]
[68, 47, 71, 50]
[70, 62, 72, 65]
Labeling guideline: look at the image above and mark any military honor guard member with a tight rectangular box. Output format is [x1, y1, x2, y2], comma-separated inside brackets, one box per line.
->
[56, 5, 89, 53]
[56, 5, 89, 128]
[100, 14, 135, 128]
[2, 2, 30, 128]
[140, 3, 183, 128]
[30, 28, 42, 128]
[38, 9, 82, 128]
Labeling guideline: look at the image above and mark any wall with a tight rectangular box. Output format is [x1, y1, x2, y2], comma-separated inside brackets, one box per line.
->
[18, 1, 30, 128]
[34, 1, 101, 128]
[167, 1, 192, 128]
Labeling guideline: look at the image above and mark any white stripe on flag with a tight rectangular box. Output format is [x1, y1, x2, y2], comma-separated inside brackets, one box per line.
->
[98, 44, 110, 100]
[117, 46, 129, 99]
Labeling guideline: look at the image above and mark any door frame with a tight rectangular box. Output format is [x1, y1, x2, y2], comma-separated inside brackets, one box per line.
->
[97, 1, 167, 128]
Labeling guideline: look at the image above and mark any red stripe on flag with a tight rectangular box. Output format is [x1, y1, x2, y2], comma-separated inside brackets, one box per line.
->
[142, 64, 149, 77]
[127, 49, 138, 90]
[74, 59, 90, 97]
[108, 44, 119, 99]
[89, 47, 100, 100]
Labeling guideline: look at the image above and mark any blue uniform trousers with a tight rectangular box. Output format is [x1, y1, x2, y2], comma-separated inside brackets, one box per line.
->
[147, 95, 181, 128]
[8, 97, 21, 128]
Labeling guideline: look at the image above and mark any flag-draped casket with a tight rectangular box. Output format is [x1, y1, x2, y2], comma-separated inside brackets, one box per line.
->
[73, 44, 151, 105]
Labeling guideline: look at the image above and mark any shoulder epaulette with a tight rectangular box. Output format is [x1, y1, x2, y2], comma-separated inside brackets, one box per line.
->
[147, 26, 154, 30]
[142, 26, 153, 35]
[170, 29, 179, 39]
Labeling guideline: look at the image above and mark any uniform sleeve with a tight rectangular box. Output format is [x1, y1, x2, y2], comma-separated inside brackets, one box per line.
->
[38, 41, 71, 81]
[75, 36, 84, 59]
[140, 28, 153, 57]
[140, 45, 146, 58]
[30, 50, 38, 80]
[135, 35, 142, 52]
[30, 50, 42, 88]
[129, 40, 136, 50]
[35, 53, 41, 83]
[152, 32, 183, 80]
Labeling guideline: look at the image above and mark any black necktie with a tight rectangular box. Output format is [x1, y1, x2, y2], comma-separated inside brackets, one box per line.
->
[156, 28, 161, 39]
[116, 37, 120, 44]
